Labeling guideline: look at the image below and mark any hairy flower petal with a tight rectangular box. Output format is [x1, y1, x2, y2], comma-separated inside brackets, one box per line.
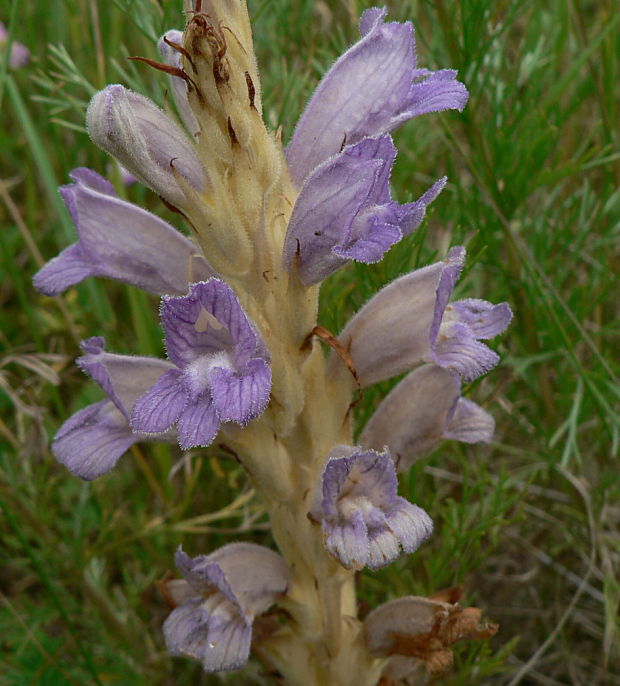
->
[310, 447, 432, 570]
[283, 135, 444, 284]
[164, 544, 290, 672]
[286, 8, 467, 185]
[34, 168, 213, 296]
[52, 401, 137, 480]
[86, 84, 207, 207]
[360, 364, 494, 471]
[332, 247, 511, 385]
[133, 280, 271, 450]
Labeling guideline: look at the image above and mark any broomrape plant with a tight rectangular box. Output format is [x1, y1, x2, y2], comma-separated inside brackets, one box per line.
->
[35, 2, 511, 684]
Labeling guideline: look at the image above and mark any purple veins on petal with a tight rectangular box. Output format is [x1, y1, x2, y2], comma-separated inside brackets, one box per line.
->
[309, 447, 432, 570]
[164, 543, 290, 673]
[286, 7, 468, 186]
[52, 401, 137, 481]
[53, 337, 176, 480]
[33, 168, 213, 297]
[283, 134, 445, 285]
[430, 247, 512, 381]
[359, 364, 495, 472]
[131, 279, 271, 450]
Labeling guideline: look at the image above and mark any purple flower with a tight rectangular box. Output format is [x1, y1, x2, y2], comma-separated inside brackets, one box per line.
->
[286, 8, 468, 186]
[282, 7, 467, 285]
[331, 246, 512, 385]
[309, 447, 432, 570]
[33, 168, 213, 297]
[430, 248, 513, 380]
[131, 279, 271, 450]
[86, 84, 207, 208]
[0, 22, 29, 69]
[360, 364, 495, 472]
[164, 543, 290, 672]
[283, 135, 446, 285]
[53, 337, 176, 480]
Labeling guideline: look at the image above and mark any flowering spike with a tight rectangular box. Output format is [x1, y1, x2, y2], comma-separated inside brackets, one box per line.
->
[309, 447, 433, 570]
[33, 168, 213, 296]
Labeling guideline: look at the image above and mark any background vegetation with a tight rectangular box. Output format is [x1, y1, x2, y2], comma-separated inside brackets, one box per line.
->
[1, 0, 618, 683]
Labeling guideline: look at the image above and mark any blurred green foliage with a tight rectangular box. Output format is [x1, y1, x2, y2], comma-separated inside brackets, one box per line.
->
[1, 0, 618, 683]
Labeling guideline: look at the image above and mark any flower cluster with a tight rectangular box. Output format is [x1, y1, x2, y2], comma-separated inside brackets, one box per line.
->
[36, 3, 510, 684]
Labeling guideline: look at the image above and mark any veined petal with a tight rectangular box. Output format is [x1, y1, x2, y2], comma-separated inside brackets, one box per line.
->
[324, 511, 369, 570]
[35, 168, 213, 297]
[331, 261, 445, 386]
[383, 499, 433, 555]
[286, 8, 467, 185]
[131, 368, 187, 433]
[177, 395, 220, 449]
[33, 243, 94, 296]
[86, 84, 207, 207]
[283, 146, 382, 284]
[163, 597, 252, 672]
[433, 320, 500, 381]
[312, 447, 431, 570]
[165, 544, 290, 672]
[450, 299, 513, 339]
[162, 280, 260, 369]
[207, 358, 271, 424]
[444, 398, 495, 443]
[52, 400, 137, 480]
[77, 336, 175, 419]
[360, 364, 458, 469]
[405, 68, 469, 119]
[360, 364, 495, 471]
[284, 135, 445, 284]
[365, 524, 402, 570]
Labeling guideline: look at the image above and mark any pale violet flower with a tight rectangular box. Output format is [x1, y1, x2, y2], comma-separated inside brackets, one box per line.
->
[164, 543, 290, 672]
[0, 22, 29, 69]
[309, 447, 433, 570]
[360, 364, 495, 471]
[331, 246, 512, 386]
[86, 84, 208, 207]
[282, 135, 446, 285]
[286, 8, 468, 185]
[33, 168, 213, 297]
[131, 279, 271, 450]
[53, 337, 176, 480]
[282, 7, 468, 284]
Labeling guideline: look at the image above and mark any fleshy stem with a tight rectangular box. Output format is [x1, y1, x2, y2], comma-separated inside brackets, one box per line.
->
[171, 3, 388, 682]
